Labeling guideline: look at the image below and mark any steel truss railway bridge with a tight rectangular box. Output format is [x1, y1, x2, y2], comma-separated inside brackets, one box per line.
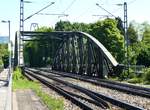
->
[14, 31, 122, 78]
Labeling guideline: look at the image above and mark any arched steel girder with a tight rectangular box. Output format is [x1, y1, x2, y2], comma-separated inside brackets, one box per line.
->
[17, 31, 120, 77]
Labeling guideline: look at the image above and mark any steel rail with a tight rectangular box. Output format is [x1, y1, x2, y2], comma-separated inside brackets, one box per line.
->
[38, 68, 150, 98]
[68, 74, 150, 98]
[26, 68, 144, 110]
[24, 70, 95, 110]
[96, 78, 150, 92]
[24, 72, 105, 108]
[25, 68, 110, 109]
[24, 70, 104, 108]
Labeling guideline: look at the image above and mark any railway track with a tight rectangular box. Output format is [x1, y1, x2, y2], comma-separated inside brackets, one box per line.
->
[38, 68, 150, 98]
[24, 67, 144, 110]
[24, 69, 110, 110]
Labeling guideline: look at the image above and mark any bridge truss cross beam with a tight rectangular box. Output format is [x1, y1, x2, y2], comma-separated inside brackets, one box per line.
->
[14, 31, 122, 78]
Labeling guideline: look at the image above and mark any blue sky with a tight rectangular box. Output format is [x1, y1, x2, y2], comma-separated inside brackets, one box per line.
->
[0, 0, 150, 42]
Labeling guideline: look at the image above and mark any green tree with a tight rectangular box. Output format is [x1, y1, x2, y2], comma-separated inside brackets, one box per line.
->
[127, 23, 138, 45]
[24, 26, 54, 67]
[90, 18, 124, 63]
[115, 17, 124, 35]
[129, 41, 150, 67]
[136, 43, 150, 67]
[129, 42, 142, 65]
[72, 22, 90, 32]
[55, 20, 72, 31]
[55, 21, 90, 32]
[35, 26, 54, 32]
[0, 44, 9, 66]
[142, 22, 150, 44]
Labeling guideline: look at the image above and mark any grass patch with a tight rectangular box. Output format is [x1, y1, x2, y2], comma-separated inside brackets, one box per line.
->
[13, 79, 39, 90]
[13, 67, 64, 110]
[127, 78, 142, 84]
[35, 89, 64, 110]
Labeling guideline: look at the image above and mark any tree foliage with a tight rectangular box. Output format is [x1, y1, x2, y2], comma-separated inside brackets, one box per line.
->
[35, 26, 54, 32]
[127, 23, 138, 45]
[136, 43, 150, 67]
[129, 41, 150, 67]
[24, 19, 150, 68]
[23, 19, 150, 80]
[55, 20, 90, 32]
[24, 26, 55, 67]
[54, 19, 124, 63]
[142, 22, 150, 44]
[55, 21, 72, 31]
[128, 21, 150, 66]
[90, 18, 124, 63]
[0, 44, 9, 67]
[115, 17, 124, 35]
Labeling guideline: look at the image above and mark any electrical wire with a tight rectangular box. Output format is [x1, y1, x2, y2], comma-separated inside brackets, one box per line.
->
[75, 5, 94, 20]
[37, 13, 68, 16]
[24, 2, 55, 21]
[62, 0, 77, 13]
[128, 0, 138, 4]
[96, 3, 116, 18]
[100, 0, 138, 17]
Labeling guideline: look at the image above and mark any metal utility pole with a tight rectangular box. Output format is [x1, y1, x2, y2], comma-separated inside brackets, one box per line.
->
[116, 2, 129, 75]
[19, 0, 24, 66]
[123, 2, 129, 74]
[19, 0, 34, 66]
[19, 0, 55, 66]
[20, 0, 24, 32]
[8, 21, 11, 76]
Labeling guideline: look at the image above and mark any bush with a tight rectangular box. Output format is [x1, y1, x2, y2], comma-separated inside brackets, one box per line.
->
[127, 77, 142, 84]
[119, 68, 136, 80]
[2, 55, 9, 68]
[143, 68, 150, 84]
[13, 67, 24, 80]
[128, 68, 136, 78]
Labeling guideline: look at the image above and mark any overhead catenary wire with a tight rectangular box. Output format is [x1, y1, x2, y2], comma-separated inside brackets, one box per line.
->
[24, 2, 55, 21]
[37, 13, 68, 16]
[112, 0, 138, 14]
[92, 14, 113, 19]
[128, 0, 138, 4]
[96, 3, 116, 18]
[74, 4, 95, 21]
[62, 0, 77, 13]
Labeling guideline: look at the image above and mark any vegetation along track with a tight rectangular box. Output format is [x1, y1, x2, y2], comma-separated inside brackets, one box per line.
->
[24, 68, 110, 110]
[24, 67, 144, 110]
[39, 68, 150, 98]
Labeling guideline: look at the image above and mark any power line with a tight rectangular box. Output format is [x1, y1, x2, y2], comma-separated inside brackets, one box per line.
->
[75, 5, 94, 20]
[62, 0, 77, 13]
[96, 3, 116, 18]
[128, 0, 138, 4]
[92, 14, 113, 19]
[24, 2, 55, 21]
[98, 0, 138, 17]
[37, 13, 68, 16]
